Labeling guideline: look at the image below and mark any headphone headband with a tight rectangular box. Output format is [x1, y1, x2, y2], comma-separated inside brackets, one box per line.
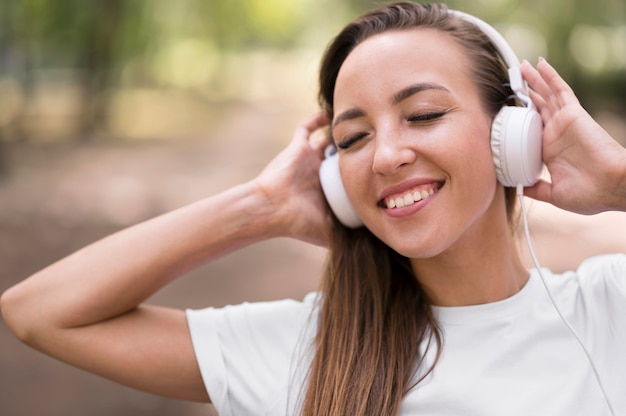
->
[448, 10, 521, 68]
[448, 10, 533, 109]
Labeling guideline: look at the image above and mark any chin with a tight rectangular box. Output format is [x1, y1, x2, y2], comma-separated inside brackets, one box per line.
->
[397, 246, 446, 260]
[379, 234, 448, 260]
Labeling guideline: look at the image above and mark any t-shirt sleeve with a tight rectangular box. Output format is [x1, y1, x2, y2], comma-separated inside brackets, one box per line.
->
[574, 253, 626, 411]
[577, 253, 626, 305]
[185, 293, 318, 416]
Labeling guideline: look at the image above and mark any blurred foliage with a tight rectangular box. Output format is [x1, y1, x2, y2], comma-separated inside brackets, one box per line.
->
[0, 0, 624, 142]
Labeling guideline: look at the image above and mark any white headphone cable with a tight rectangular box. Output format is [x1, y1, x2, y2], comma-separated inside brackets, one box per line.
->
[516, 184, 616, 416]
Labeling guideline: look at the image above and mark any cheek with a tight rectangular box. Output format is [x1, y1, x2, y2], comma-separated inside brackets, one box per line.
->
[449, 124, 499, 206]
[465, 135, 495, 172]
[339, 153, 370, 198]
[338, 152, 378, 220]
[453, 115, 495, 173]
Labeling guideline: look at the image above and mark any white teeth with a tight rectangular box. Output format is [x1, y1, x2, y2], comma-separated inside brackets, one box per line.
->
[386, 188, 436, 209]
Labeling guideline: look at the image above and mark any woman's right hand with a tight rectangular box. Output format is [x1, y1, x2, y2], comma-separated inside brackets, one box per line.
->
[254, 112, 333, 247]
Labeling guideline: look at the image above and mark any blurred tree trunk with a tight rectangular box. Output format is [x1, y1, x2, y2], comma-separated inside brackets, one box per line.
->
[0, 0, 8, 153]
[79, 0, 123, 141]
[0, 0, 16, 177]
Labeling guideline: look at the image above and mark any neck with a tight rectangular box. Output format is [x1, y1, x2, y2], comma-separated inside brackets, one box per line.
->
[410, 201, 528, 307]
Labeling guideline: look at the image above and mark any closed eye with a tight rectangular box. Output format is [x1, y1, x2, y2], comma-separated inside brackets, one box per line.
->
[337, 132, 368, 150]
[337, 111, 446, 149]
[407, 111, 446, 123]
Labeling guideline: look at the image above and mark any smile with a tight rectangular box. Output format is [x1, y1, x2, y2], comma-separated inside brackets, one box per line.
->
[382, 184, 441, 209]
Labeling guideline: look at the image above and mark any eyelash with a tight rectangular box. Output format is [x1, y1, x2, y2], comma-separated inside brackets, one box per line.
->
[407, 111, 446, 123]
[337, 111, 447, 150]
[337, 132, 367, 150]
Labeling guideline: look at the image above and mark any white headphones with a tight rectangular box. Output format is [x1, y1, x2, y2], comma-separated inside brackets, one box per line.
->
[319, 9, 543, 228]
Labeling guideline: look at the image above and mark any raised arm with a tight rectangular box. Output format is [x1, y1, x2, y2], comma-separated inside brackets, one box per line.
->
[0, 112, 331, 402]
[521, 58, 626, 214]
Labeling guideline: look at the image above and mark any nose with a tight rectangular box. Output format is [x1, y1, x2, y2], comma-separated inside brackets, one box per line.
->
[371, 130, 417, 175]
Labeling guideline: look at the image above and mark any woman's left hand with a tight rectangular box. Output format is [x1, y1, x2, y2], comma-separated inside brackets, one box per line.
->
[521, 58, 626, 214]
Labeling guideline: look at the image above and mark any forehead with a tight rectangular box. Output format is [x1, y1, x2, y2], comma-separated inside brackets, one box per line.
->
[334, 29, 474, 106]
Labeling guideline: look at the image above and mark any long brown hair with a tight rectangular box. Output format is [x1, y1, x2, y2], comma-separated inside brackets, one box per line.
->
[301, 3, 518, 415]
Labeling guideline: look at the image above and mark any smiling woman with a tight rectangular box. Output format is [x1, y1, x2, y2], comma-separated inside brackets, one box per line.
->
[2, 2, 626, 416]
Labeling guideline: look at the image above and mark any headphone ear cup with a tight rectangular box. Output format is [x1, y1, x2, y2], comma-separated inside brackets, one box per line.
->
[490, 106, 543, 187]
[319, 146, 363, 228]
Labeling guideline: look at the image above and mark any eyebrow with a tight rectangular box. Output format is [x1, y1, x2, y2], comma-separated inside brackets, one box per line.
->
[391, 82, 450, 105]
[332, 82, 450, 129]
[332, 108, 366, 129]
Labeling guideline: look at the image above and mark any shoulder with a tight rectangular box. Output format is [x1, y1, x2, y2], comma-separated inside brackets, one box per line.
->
[186, 291, 320, 337]
[536, 254, 625, 313]
[185, 293, 321, 415]
[575, 253, 626, 296]
[543, 254, 626, 321]
[576, 253, 626, 277]
[545, 253, 626, 289]
[185, 292, 321, 373]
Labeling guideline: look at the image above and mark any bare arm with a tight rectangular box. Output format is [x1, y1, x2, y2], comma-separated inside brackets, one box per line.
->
[0, 113, 331, 402]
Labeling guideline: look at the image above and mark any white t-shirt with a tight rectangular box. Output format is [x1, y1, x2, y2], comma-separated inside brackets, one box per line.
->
[186, 254, 626, 415]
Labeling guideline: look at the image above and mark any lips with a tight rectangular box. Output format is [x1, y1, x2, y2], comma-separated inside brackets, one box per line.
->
[378, 181, 443, 209]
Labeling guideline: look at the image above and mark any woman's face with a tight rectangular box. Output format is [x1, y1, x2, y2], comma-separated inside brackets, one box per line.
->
[332, 28, 505, 259]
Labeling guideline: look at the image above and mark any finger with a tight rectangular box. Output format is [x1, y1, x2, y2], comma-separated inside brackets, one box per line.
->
[536, 58, 579, 107]
[293, 112, 330, 144]
[521, 61, 554, 121]
[520, 60, 553, 104]
[525, 59, 566, 116]
[523, 179, 553, 204]
[528, 88, 551, 120]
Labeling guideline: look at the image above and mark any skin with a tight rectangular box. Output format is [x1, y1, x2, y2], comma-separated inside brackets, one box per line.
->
[1, 27, 625, 403]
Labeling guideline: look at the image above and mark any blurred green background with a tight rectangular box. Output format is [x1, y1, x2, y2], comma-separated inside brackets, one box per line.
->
[0, 0, 624, 144]
[0, 1, 624, 415]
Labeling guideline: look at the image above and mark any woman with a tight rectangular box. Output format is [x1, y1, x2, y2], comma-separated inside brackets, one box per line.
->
[2, 2, 625, 415]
